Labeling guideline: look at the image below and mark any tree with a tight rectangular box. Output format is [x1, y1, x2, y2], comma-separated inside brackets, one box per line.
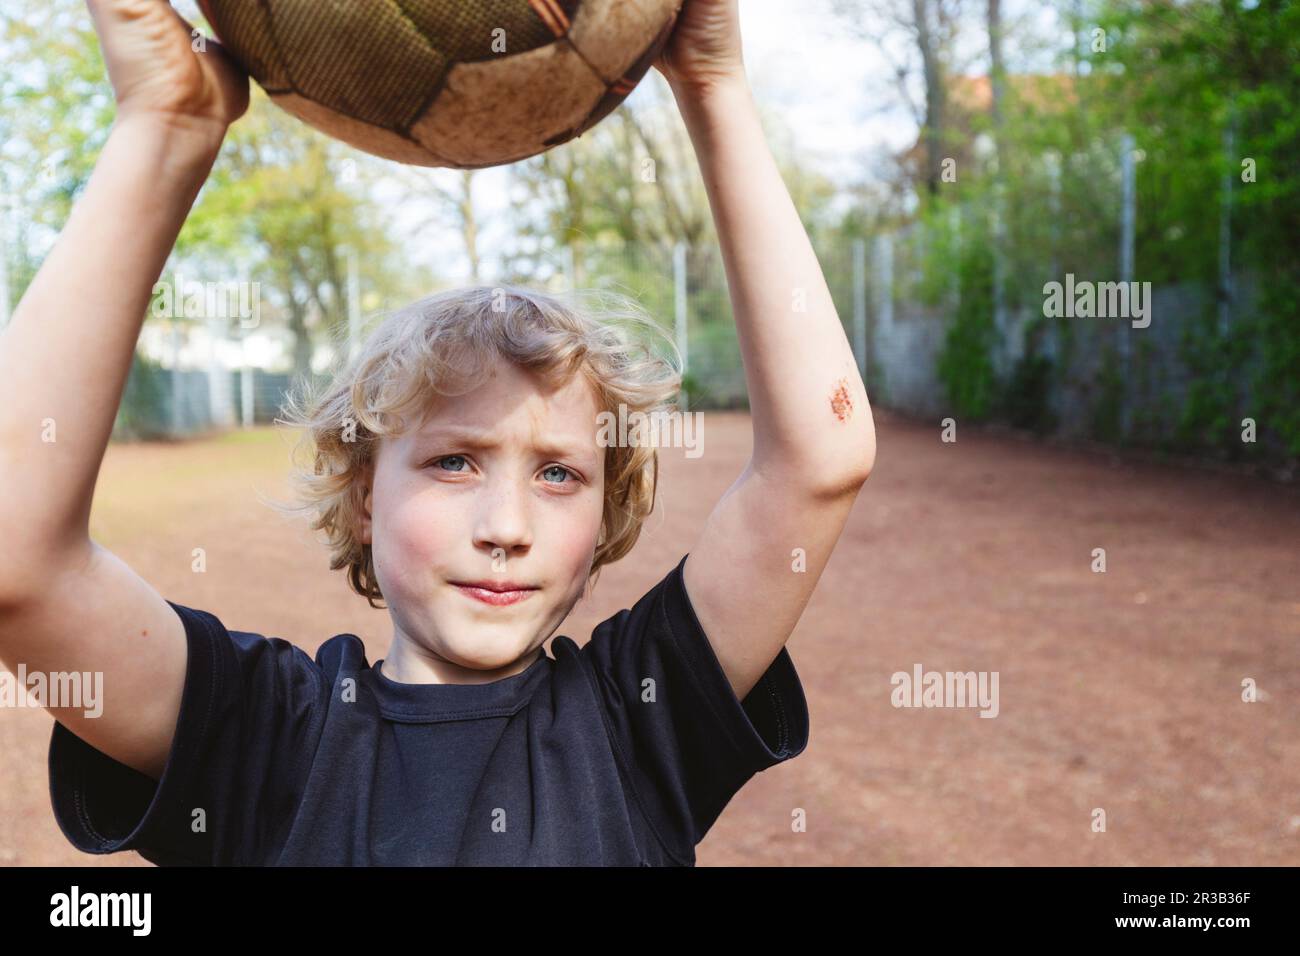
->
[831, 0, 966, 196]
[184, 87, 406, 377]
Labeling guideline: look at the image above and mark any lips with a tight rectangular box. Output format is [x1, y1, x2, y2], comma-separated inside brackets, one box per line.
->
[452, 579, 537, 593]
[450, 580, 539, 607]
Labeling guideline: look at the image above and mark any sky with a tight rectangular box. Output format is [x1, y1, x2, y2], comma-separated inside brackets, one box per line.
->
[23, 1, 1062, 367]
[741, 0, 917, 174]
[150, 0, 978, 364]
[7, 0, 918, 360]
[5, 0, 1071, 366]
[429, 0, 1065, 282]
[408, 0, 925, 286]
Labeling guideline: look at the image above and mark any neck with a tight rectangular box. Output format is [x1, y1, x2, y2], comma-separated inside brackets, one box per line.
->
[379, 633, 542, 685]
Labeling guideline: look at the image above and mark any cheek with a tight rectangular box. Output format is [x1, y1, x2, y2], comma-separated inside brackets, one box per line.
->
[544, 489, 605, 572]
[371, 481, 458, 588]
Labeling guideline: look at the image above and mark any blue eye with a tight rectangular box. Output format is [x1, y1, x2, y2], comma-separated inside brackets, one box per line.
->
[433, 455, 468, 472]
[542, 465, 572, 484]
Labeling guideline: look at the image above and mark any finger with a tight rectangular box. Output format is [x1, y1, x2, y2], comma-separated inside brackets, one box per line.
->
[166, 5, 248, 79]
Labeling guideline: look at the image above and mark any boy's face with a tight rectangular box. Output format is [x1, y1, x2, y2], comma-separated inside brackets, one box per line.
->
[360, 355, 606, 676]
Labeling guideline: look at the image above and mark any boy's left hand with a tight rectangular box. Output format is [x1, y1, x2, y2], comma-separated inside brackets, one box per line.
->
[653, 0, 745, 92]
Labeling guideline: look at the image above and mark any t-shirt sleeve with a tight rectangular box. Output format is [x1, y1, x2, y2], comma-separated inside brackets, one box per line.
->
[577, 552, 810, 863]
[47, 601, 324, 866]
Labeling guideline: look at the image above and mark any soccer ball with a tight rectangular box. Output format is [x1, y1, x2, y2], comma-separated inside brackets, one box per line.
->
[196, 0, 684, 169]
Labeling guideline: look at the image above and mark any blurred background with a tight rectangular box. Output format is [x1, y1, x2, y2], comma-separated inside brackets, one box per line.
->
[3, 0, 1296, 459]
[0, 0, 1297, 866]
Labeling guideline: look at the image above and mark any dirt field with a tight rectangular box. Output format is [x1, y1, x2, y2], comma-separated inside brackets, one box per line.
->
[2, 410, 1298, 866]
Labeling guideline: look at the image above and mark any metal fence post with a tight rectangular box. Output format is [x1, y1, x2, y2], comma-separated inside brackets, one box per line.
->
[992, 183, 1008, 376]
[241, 332, 254, 428]
[347, 246, 361, 364]
[170, 319, 183, 435]
[873, 233, 894, 386]
[674, 241, 688, 411]
[1043, 151, 1062, 367]
[1218, 113, 1234, 336]
[1118, 132, 1136, 437]
[206, 315, 232, 428]
[852, 238, 867, 383]
[0, 195, 11, 332]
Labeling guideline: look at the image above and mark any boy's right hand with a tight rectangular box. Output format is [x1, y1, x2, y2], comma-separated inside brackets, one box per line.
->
[86, 0, 249, 134]
[0, 8, 251, 797]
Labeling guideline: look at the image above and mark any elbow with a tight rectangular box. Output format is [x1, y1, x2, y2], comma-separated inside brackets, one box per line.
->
[773, 438, 876, 500]
[0, 566, 38, 616]
[816, 455, 874, 499]
[753, 417, 877, 498]
[0, 532, 92, 613]
[824, 426, 877, 496]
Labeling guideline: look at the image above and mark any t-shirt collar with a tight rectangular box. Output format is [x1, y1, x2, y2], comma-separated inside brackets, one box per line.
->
[366, 646, 552, 722]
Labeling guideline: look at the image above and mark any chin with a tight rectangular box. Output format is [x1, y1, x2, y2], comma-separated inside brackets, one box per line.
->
[443, 640, 533, 673]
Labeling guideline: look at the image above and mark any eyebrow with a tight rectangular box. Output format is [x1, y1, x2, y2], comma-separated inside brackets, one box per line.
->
[414, 426, 593, 461]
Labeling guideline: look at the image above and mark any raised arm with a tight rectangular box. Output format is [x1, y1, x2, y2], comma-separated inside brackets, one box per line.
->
[655, 0, 876, 701]
[0, 0, 247, 779]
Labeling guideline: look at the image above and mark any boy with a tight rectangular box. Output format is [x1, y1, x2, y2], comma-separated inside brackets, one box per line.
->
[0, 0, 875, 866]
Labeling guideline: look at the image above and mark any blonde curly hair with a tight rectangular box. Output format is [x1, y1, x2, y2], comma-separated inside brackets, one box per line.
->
[271, 284, 683, 610]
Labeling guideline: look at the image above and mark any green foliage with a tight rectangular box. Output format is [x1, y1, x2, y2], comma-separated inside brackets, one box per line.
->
[1, 4, 117, 306]
[1000, 353, 1057, 434]
[1254, 282, 1300, 456]
[3, 0, 421, 384]
[1174, 304, 1250, 455]
[113, 351, 172, 441]
[1089, 348, 1125, 445]
[899, 0, 1299, 461]
[936, 216, 998, 420]
[1093, 0, 1300, 457]
[913, 204, 963, 308]
[679, 371, 708, 409]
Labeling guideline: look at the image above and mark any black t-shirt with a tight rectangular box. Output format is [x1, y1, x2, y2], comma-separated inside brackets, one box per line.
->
[48, 553, 810, 865]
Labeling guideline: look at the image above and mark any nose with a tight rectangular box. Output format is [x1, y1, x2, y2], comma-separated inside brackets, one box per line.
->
[472, 473, 533, 558]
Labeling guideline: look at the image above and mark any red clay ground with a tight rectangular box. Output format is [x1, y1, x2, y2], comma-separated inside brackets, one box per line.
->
[2, 410, 1297, 866]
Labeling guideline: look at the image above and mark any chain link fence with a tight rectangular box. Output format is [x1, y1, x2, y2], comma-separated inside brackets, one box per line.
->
[101, 223, 1279, 464]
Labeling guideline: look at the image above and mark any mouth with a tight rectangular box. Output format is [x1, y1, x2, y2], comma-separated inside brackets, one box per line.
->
[449, 581, 539, 607]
